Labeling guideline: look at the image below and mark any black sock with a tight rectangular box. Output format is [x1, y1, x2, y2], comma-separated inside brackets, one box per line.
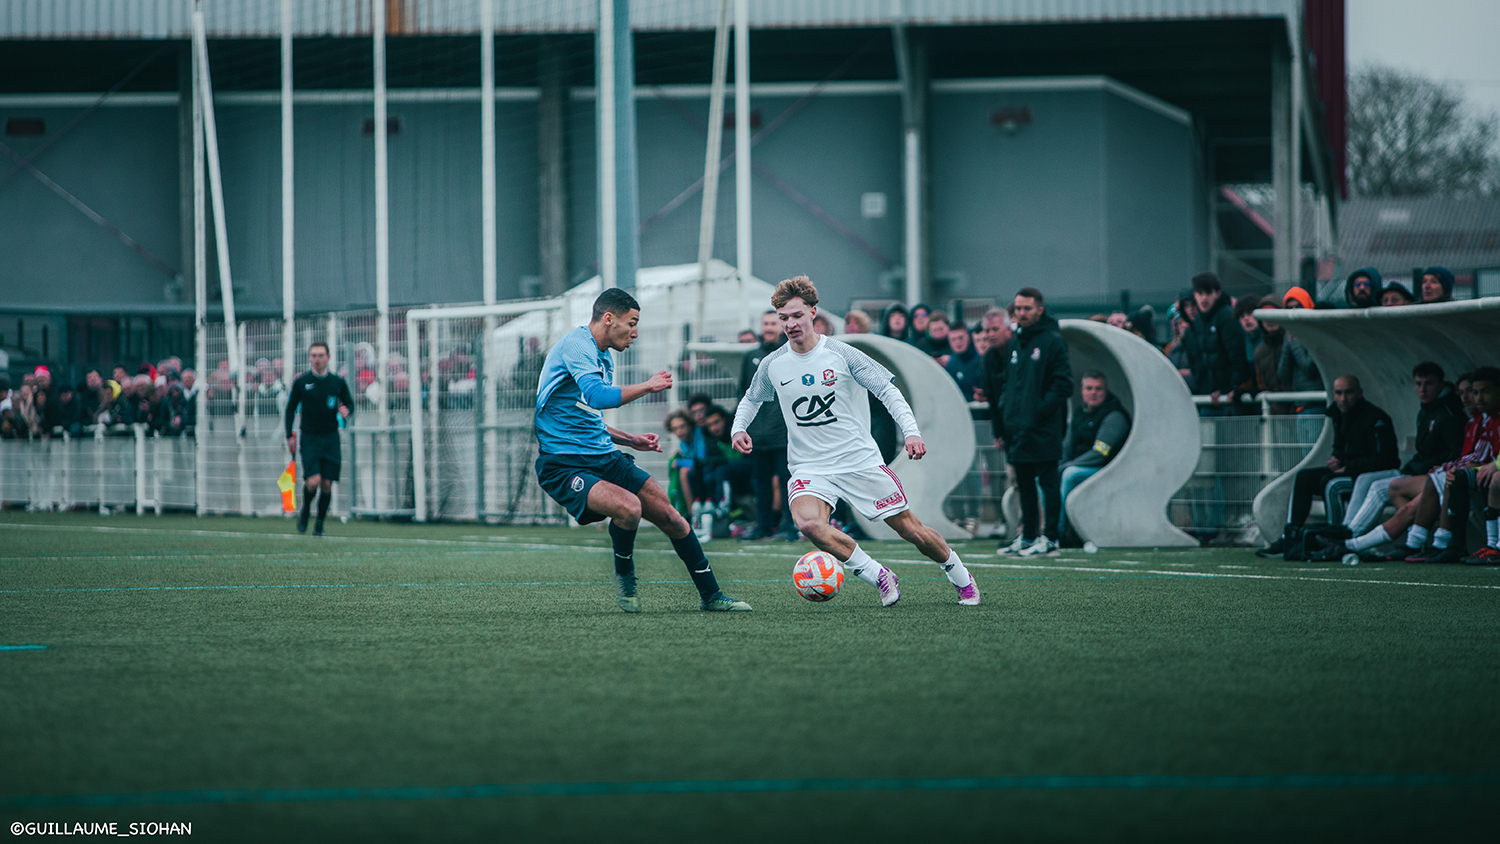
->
[669, 532, 720, 598]
[316, 488, 330, 521]
[609, 521, 637, 576]
[300, 486, 315, 520]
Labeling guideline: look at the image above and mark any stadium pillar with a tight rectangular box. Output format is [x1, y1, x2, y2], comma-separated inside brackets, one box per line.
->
[190, 34, 207, 517]
[696, 0, 731, 285]
[281, 0, 295, 385]
[1271, 38, 1299, 292]
[480, 0, 496, 307]
[733, 0, 751, 322]
[538, 38, 569, 298]
[597, 0, 639, 291]
[191, 1, 240, 385]
[373, 0, 391, 422]
[893, 26, 928, 306]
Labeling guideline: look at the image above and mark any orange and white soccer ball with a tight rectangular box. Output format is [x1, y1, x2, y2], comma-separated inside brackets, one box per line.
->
[792, 550, 844, 602]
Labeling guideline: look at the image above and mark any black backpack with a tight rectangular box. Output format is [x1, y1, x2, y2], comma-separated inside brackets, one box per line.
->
[1283, 524, 1350, 561]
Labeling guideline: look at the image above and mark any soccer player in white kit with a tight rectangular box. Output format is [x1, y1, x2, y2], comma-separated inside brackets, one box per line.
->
[731, 276, 981, 607]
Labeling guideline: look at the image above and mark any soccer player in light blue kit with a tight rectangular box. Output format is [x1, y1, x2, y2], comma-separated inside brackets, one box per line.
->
[534, 288, 752, 613]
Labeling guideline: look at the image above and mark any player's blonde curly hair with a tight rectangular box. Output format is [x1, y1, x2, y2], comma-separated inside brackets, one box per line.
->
[771, 275, 818, 309]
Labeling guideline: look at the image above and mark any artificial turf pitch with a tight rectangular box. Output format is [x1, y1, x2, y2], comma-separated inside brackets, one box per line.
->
[1, 511, 1497, 842]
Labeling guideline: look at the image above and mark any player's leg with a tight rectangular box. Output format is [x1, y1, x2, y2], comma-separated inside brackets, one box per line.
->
[298, 471, 321, 533]
[581, 480, 647, 612]
[312, 445, 341, 536]
[884, 509, 979, 605]
[636, 477, 750, 611]
[791, 493, 897, 607]
[1463, 474, 1500, 564]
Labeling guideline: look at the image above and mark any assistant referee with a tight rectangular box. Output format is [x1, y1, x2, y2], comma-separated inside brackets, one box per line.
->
[285, 342, 353, 536]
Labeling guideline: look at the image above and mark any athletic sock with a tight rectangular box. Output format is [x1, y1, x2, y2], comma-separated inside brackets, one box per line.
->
[940, 550, 973, 588]
[1432, 528, 1451, 550]
[1346, 525, 1389, 553]
[1406, 525, 1429, 550]
[1488, 518, 1500, 549]
[300, 486, 315, 520]
[315, 488, 331, 521]
[843, 544, 882, 588]
[608, 521, 637, 576]
[669, 532, 720, 598]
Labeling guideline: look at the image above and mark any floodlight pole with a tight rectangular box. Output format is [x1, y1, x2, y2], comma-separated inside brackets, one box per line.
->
[892, 23, 925, 308]
[697, 0, 731, 283]
[281, 0, 295, 385]
[733, 0, 751, 324]
[373, 0, 391, 425]
[480, 0, 498, 501]
[192, 25, 207, 516]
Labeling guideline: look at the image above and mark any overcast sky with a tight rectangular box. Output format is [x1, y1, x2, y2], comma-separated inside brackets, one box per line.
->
[1347, 0, 1500, 121]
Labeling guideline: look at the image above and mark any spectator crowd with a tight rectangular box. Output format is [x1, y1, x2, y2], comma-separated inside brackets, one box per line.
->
[1, 357, 197, 440]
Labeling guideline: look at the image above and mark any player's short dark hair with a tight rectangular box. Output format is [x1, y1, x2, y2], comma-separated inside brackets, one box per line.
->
[1470, 366, 1500, 389]
[1080, 370, 1108, 385]
[1015, 287, 1044, 305]
[772, 275, 818, 309]
[1412, 361, 1444, 381]
[686, 392, 713, 409]
[309, 341, 329, 354]
[1191, 272, 1222, 293]
[592, 287, 640, 323]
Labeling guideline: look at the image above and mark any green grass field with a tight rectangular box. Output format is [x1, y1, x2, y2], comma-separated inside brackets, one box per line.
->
[2, 511, 1498, 842]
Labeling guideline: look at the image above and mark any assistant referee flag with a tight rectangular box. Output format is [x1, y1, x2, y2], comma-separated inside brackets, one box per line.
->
[278, 460, 297, 512]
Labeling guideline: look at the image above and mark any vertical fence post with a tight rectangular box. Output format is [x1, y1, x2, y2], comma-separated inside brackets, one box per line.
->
[428, 319, 440, 520]
[409, 313, 427, 523]
[134, 424, 146, 516]
[96, 423, 107, 515]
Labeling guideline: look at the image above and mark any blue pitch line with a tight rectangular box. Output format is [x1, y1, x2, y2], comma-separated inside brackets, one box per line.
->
[5, 773, 1498, 809]
[0, 645, 47, 651]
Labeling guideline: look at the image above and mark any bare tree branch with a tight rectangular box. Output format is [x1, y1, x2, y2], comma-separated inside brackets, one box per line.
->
[1348, 64, 1499, 197]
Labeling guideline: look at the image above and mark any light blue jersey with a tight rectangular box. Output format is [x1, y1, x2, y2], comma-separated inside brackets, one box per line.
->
[534, 326, 624, 455]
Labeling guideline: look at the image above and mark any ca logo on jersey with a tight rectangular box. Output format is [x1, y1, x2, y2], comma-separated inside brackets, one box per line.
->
[792, 392, 837, 427]
[801, 374, 815, 386]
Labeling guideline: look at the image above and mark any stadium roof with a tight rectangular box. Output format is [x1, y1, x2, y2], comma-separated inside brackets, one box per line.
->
[1337, 197, 1500, 276]
[3, 0, 1303, 38]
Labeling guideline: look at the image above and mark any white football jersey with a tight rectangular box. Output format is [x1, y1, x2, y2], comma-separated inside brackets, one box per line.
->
[735, 335, 918, 475]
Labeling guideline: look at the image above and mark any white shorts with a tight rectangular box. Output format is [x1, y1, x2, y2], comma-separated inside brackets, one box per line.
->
[1428, 469, 1448, 507]
[788, 465, 910, 522]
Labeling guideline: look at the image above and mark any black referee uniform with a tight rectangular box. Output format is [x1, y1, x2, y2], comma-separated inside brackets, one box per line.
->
[285, 370, 354, 481]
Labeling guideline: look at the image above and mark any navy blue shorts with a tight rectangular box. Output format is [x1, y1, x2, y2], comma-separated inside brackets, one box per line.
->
[536, 450, 651, 524]
[300, 432, 342, 481]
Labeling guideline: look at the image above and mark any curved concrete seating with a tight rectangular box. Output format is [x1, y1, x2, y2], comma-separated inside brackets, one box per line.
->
[1051, 319, 1201, 547]
[1250, 297, 1500, 543]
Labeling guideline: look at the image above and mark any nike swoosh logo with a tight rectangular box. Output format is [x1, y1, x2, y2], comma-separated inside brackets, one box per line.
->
[780, 379, 795, 385]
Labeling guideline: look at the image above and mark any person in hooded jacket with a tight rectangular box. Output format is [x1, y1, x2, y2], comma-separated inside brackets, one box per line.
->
[1381, 281, 1415, 306]
[879, 303, 911, 342]
[1057, 371, 1131, 546]
[944, 322, 984, 403]
[1418, 266, 1455, 304]
[988, 287, 1073, 557]
[1344, 268, 1382, 309]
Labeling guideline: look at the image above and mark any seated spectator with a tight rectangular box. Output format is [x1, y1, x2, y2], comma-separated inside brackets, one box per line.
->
[910, 304, 931, 342]
[664, 409, 703, 517]
[879, 303, 910, 341]
[0, 375, 14, 438]
[1418, 266, 1455, 304]
[1325, 367, 1500, 563]
[812, 312, 835, 336]
[1341, 363, 1464, 538]
[1106, 311, 1128, 329]
[944, 322, 984, 403]
[701, 405, 753, 508]
[1184, 272, 1250, 414]
[844, 309, 872, 335]
[1258, 375, 1399, 557]
[1058, 371, 1131, 546]
[686, 392, 713, 428]
[1380, 282, 1415, 306]
[918, 311, 950, 357]
[1344, 268, 1381, 309]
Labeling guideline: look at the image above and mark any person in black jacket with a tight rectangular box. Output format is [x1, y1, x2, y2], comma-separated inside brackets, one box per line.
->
[1258, 375, 1400, 556]
[1184, 273, 1250, 415]
[1057, 372, 1131, 545]
[739, 311, 795, 540]
[1344, 268, 1381, 309]
[988, 287, 1073, 557]
[1341, 362, 1466, 536]
[285, 342, 354, 536]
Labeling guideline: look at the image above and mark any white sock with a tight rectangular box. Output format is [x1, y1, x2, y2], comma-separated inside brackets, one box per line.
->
[939, 550, 973, 587]
[843, 544, 882, 588]
[1406, 525, 1429, 550]
[1488, 519, 1499, 548]
[1346, 525, 1389, 552]
[1432, 528, 1451, 550]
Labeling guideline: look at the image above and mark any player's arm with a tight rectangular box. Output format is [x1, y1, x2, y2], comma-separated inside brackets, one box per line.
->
[607, 424, 661, 453]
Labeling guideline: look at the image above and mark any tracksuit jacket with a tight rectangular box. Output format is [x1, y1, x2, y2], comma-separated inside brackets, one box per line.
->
[984, 312, 1073, 464]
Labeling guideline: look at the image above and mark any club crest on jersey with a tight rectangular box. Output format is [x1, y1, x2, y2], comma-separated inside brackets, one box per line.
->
[822, 369, 836, 386]
[326, 396, 337, 408]
[1010, 350, 1018, 364]
[1031, 347, 1041, 361]
[801, 374, 815, 386]
[570, 476, 585, 492]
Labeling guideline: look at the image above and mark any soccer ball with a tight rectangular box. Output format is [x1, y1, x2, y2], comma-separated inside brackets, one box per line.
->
[792, 551, 844, 602]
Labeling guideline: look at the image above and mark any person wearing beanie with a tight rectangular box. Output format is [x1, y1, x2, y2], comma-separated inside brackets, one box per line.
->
[1419, 266, 1455, 304]
[1381, 282, 1415, 306]
[1344, 268, 1382, 309]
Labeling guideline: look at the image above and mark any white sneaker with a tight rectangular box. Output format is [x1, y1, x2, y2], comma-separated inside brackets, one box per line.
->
[996, 535, 1029, 556]
[955, 575, 981, 606]
[1017, 536, 1059, 558]
[876, 567, 901, 607]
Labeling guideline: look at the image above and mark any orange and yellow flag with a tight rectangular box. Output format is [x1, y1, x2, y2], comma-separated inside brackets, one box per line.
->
[278, 460, 297, 512]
